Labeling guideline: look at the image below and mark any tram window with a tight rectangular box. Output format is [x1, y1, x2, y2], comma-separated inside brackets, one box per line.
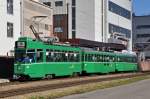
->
[26, 50, 36, 63]
[101, 55, 103, 62]
[95, 55, 99, 62]
[75, 53, 80, 62]
[118, 57, 120, 62]
[107, 56, 110, 62]
[91, 54, 94, 62]
[120, 57, 123, 62]
[15, 50, 36, 63]
[85, 54, 88, 61]
[97, 54, 99, 62]
[82, 54, 84, 61]
[127, 57, 130, 62]
[109, 56, 113, 62]
[97, 55, 100, 62]
[127, 57, 131, 62]
[122, 57, 125, 62]
[128, 57, 132, 62]
[100, 55, 102, 62]
[133, 57, 137, 63]
[103, 55, 106, 62]
[53, 51, 57, 62]
[88, 54, 91, 62]
[68, 52, 74, 62]
[37, 49, 43, 62]
[131, 57, 134, 63]
[123, 57, 127, 62]
[57, 51, 62, 62]
[15, 50, 26, 63]
[107, 56, 112, 62]
[53, 50, 61, 62]
[86, 54, 88, 61]
[62, 52, 67, 62]
[105, 55, 107, 62]
[90, 54, 92, 62]
[92, 55, 96, 62]
[112, 57, 115, 62]
[90, 54, 92, 61]
[109, 56, 114, 62]
[104, 55, 108, 62]
[92, 54, 95, 62]
[68, 52, 79, 62]
[103, 55, 105, 62]
[46, 50, 54, 62]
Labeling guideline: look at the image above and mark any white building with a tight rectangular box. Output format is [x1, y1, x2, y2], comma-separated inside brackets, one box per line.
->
[40, 0, 132, 50]
[0, 0, 20, 56]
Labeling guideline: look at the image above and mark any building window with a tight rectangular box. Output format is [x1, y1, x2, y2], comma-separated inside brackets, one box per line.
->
[54, 15, 63, 21]
[72, 31, 76, 38]
[137, 34, 150, 38]
[72, 0, 76, 38]
[43, 2, 51, 7]
[109, 23, 131, 38]
[54, 15, 63, 27]
[7, 22, 13, 38]
[136, 25, 150, 29]
[72, 0, 76, 6]
[55, 1, 63, 7]
[7, 0, 13, 14]
[72, 7, 76, 30]
[109, 1, 131, 19]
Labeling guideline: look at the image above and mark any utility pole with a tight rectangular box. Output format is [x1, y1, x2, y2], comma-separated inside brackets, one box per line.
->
[20, 0, 24, 37]
[66, 2, 69, 40]
[101, 0, 104, 42]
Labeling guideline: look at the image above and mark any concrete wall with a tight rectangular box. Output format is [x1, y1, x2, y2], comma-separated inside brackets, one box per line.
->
[22, 0, 53, 38]
[0, 0, 20, 56]
[75, 0, 95, 41]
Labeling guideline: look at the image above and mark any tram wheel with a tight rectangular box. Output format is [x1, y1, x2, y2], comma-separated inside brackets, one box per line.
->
[72, 72, 79, 77]
[46, 74, 54, 79]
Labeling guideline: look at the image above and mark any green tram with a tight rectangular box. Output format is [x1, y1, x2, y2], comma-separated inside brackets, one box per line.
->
[82, 51, 137, 74]
[14, 37, 137, 80]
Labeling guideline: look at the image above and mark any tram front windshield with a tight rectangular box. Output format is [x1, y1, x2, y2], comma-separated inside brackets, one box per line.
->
[15, 50, 35, 63]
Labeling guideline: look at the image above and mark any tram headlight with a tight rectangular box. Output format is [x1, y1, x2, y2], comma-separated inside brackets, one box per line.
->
[26, 66, 30, 69]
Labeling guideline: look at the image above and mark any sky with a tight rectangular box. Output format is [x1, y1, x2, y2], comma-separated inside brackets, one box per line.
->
[133, 0, 150, 16]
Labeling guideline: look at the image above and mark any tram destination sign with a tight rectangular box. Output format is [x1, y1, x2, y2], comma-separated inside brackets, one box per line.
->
[16, 41, 26, 48]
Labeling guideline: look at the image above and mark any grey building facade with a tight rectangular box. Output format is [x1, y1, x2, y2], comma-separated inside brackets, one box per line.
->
[133, 15, 150, 59]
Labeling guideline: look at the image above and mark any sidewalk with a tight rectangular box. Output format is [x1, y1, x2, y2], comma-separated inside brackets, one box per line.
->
[0, 79, 9, 84]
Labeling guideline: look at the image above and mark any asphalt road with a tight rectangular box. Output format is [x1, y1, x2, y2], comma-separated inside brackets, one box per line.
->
[58, 79, 150, 99]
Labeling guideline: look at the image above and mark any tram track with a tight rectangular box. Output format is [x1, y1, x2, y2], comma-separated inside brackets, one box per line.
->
[0, 72, 149, 98]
